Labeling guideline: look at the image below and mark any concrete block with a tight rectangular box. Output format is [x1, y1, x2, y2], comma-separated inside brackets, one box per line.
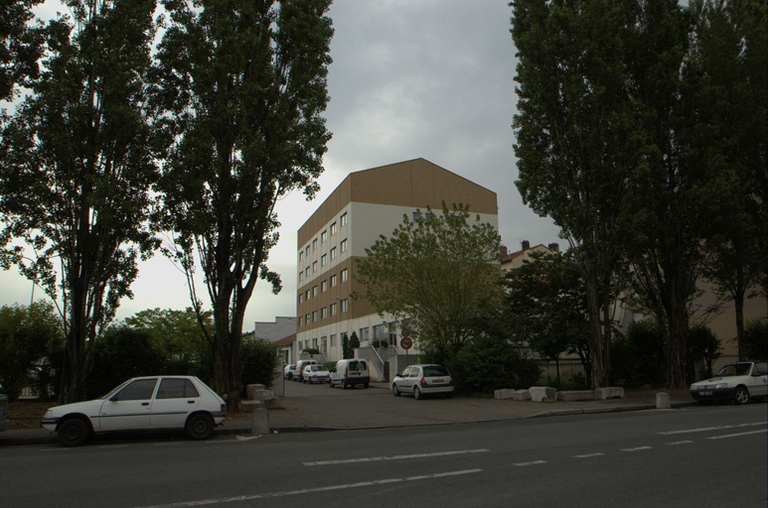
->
[556, 390, 596, 402]
[512, 390, 531, 401]
[495, 389, 517, 400]
[656, 392, 671, 409]
[251, 408, 270, 435]
[529, 386, 557, 403]
[595, 387, 625, 400]
[246, 384, 267, 400]
[241, 400, 262, 413]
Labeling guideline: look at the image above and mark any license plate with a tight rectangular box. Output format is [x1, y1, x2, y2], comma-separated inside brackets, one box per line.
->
[433, 379, 445, 384]
[699, 391, 712, 396]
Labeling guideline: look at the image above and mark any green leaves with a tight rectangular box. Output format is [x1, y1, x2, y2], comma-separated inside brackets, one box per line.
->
[356, 203, 501, 353]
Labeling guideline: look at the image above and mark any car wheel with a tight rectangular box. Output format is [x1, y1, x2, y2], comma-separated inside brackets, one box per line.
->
[734, 386, 750, 405]
[341, 381, 347, 389]
[414, 386, 422, 400]
[392, 384, 401, 396]
[286, 373, 293, 380]
[57, 418, 91, 447]
[186, 413, 214, 440]
[328, 380, 334, 388]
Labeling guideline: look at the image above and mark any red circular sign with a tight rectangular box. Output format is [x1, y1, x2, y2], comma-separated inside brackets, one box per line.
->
[400, 337, 413, 350]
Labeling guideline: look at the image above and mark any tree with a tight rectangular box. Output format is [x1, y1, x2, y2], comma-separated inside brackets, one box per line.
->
[152, 0, 334, 410]
[0, 302, 62, 399]
[742, 319, 767, 360]
[502, 251, 591, 387]
[621, 0, 699, 389]
[241, 338, 280, 388]
[123, 307, 212, 373]
[512, 0, 639, 387]
[0, 0, 160, 403]
[354, 203, 501, 358]
[0, 0, 43, 101]
[686, 0, 767, 360]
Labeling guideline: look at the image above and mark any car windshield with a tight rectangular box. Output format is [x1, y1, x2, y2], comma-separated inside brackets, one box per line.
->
[715, 363, 752, 377]
[311, 366, 328, 372]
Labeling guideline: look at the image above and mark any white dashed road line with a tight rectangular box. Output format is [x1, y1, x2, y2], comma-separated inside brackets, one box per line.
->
[658, 421, 766, 436]
[513, 460, 547, 467]
[573, 453, 605, 458]
[302, 448, 489, 466]
[706, 429, 767, 440]
[621, 446, 652, 452]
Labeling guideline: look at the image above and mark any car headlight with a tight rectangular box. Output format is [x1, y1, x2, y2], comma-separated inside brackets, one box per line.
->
[715, 383, 729, 389]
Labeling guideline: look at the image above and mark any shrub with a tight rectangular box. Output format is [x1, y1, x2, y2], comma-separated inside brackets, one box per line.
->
[743, 319, 768, 360]
[241, 339, 280, 388]
[610, 321, 666, 388]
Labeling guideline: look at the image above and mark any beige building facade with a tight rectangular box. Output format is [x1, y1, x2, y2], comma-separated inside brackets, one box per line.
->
[295, 158, 498, 379]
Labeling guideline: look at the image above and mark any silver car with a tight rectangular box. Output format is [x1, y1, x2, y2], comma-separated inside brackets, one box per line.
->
[392, 364, 455, 399]
[41, 376, 227, 446]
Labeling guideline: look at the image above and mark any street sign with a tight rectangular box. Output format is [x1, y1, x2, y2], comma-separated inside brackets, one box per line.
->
[400, 337, 413, 350]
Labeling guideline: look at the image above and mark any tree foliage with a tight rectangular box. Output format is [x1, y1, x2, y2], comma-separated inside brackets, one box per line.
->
[512, 0, 639, 387]
[502, 251, 591, 386]
[0, 302, 62, 399]
[0, 0, 43, 100]
[241, 338, 280, 389]
[151, 0, 333, 410]
[0, 0, 160, 403]
[355, 203, 501, 357]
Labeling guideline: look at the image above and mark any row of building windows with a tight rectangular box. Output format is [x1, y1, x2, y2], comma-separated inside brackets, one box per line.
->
[298, 269, 348, 305]
[298, 212, 349, 264]
[299, 298, 348, 327]
[299, 239, 348, 282]
[297, 333, 347, 355]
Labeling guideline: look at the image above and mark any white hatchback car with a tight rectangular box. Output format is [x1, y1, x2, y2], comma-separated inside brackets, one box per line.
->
[42, 376, 227, 446]
[392, 364, 455, 399]
[690, 361, 768, 405]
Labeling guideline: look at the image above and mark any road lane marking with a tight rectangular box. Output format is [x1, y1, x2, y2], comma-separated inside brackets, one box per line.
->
[302, 448, 489, 466]
[513, 460, 547, 467]
[99, 445, 129, 449]
[706, 429, 767, 440]
[621, 446, 652, 452]
[572, 453, 604, 458]
[664, 440, 693, 445]
[130, 469, 483, 507]
[659, 421, 766, 435]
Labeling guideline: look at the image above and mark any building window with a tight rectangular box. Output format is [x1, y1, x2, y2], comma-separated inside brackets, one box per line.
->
[340, 239, 348, 253]
[298, 271, 303, 282]
[312, 260, 318, 272]
[312, 238, 317, 251]
[312, 338, 318, 348]
[321, 337, 327, 354]
[330, 247, 336, 260]
[321, 253, 327, 266]
[305, 313, 311, 324]
[341, 299, 348, 312]
[305, 267, 309, 278]
[321, 307, 327, 319]
[359, 327, 370, 342]
[298, 293, 303, 304]
[340, 212, 348, 226]
[305, 289, 310, 300]
[305, 246, 310, 257]
[312, 285, 318, 297]
[321, 230, 328, 243]
[297, 317, 302, 326]
[330, 274, 337, 287]
[312, 311, 318, 323]
[330, 222, 337, 235]
[321, 280, 328, 292]
[299, 251, 303, 262]
[341, 269, 348, 282]
[330, 334, 336, 347]
[331, 303, 337, 316]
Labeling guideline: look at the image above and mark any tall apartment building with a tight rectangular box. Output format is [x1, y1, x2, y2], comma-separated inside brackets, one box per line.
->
[295, 158, 498, 378]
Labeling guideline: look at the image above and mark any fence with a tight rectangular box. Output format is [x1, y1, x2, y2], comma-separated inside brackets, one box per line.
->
[536, 358, 586, 382]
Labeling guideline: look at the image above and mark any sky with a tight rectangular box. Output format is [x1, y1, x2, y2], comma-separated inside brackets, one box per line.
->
[0, 0, 561, 330]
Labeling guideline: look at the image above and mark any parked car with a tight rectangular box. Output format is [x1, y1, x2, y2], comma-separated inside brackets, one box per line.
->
[303, 364, 331, 384]
[283, 364, 299, 380]
[329, 359, 370, 389]
[690, 361, 768, 405]
[295, 359, 318, 382]
[41, 376, 227, 446]
[392, 364, 454, 399]
[0, 383, 9, 432]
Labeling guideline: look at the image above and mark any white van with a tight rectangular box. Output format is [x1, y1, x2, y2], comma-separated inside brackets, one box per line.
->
[329, 359, 370, 389]
[295, 359, 318, 382]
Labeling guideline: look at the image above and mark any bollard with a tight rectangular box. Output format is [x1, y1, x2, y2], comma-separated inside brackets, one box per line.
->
[656, 392, 671, 409]
[251, 408, 270, 435]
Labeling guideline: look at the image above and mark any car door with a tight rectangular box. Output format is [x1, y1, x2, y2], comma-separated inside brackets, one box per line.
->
[150, 378, 201, 429]
[395, 367, 412, 390]
[97, 378, 157, 431]
[749, 363, 768, 397]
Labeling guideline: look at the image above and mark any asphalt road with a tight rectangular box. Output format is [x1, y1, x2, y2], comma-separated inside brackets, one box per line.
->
[2, 402, 765, 508]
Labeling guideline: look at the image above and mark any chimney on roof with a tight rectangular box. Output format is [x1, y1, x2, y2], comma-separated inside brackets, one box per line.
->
[500, 245, 508, 257]
[548, 243, 560, 253]
[522, 240, 530, 251]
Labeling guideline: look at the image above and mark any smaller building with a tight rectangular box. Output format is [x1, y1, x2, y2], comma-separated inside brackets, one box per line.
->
[500, 240, 560, 273]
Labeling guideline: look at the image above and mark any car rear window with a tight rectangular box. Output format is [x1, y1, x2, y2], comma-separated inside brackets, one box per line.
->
[423, 366, 449, 377]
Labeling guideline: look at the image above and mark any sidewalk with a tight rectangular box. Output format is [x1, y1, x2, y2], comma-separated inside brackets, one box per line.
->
[0, 383, 696, 446]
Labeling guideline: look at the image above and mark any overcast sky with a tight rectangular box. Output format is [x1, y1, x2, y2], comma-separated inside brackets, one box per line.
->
[0, 0, 561, 329]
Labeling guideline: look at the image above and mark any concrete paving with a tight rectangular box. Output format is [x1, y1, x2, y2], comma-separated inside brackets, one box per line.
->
[0, 381, 696, 446]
